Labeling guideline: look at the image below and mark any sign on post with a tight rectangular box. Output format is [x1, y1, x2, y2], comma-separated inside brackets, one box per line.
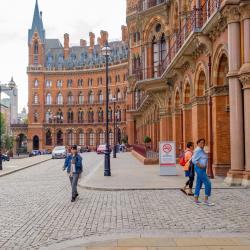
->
[159, 141, 176, 175]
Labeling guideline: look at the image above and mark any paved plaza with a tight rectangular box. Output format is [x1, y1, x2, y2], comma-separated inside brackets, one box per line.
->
[0, 153, 250, 249]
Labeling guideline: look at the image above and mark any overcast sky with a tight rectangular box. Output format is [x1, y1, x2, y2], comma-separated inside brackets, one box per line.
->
[0, 0, 126, 112]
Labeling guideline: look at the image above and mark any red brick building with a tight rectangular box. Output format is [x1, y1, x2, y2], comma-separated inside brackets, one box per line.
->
[126, 0, 250, 186]
[26, 0, 128, 151]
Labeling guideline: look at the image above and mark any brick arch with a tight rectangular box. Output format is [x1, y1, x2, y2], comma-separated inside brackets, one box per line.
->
[212, 44, 228, 85]
[183, 82, 191, 104]
[216, 54, 229, 86]
[143, 16, 166, 42]
[194, 61, 208, 96]
[174, 88, 181, 109]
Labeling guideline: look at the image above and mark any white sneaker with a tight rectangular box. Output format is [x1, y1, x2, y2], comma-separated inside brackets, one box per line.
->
[203, 201, 215, 206]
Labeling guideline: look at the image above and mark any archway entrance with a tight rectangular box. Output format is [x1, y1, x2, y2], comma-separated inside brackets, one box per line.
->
[16, 133, 27, 153]
[56, 130, 63, 145]
[33, 135, 39, 150]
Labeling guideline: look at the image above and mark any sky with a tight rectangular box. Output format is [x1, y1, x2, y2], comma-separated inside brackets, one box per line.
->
[0, 0, 126, 112]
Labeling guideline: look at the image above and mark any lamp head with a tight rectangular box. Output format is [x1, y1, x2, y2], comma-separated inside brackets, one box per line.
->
[101, 43, 111, 57]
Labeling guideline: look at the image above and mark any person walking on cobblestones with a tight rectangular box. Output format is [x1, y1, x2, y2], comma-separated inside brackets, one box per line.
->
[180, 142, 194, 196]
[63, 145, 83, 202]
[192, 138, 214, 206]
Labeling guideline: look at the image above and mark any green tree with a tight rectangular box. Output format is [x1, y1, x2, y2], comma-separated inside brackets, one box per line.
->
[4, 135, 14, 150]
[0, 113, 6, 137]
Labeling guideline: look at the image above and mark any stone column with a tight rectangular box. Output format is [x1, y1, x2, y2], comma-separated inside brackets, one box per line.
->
[159, 108, 168, 142]
[127, 113, 135, 145]
[224, 6, 245, 185]
[240, 3, 250, 187]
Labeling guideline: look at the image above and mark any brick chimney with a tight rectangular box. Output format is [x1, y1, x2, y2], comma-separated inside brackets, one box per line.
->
[121, 25, 128, 42]
[80, 39, 87, 47]
[100, 30, 109, 46]
[64, 33, 69, 59]
[89, 32, 95, 47]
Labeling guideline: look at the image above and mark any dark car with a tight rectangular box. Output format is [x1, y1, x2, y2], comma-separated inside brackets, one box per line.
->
[29, 150, 41, 157]
[1, 154, 10, 161]
[79, 146, 91, 153]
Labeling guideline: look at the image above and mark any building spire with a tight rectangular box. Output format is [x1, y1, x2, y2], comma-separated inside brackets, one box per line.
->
[28, 0, 45, 44]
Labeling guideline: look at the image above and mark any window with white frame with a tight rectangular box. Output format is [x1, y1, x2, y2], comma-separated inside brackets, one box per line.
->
[68, 93, 74, 105]
[46, 80, 52, 88]
[34, 79, 39, 88]
[78, 92, 84, 104]
[46, 93, 52, 105]
[57, 80, 63, 88]
[57, 93, 63, 105]
[79, 131, 84, 145]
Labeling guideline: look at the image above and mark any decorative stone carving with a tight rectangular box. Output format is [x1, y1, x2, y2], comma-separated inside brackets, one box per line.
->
[240, 74, 250, 89]
[152, 91, 167, 109]
[206, 85, 229, 97]
[222, 5, 240, 24]
[240, 3, 250, 20]
[208, 16, 227, 41]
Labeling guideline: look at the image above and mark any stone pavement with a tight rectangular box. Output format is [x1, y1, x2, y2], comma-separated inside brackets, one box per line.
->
[79, 152, 238, 190]
[0, 154, 51, 177]
[0, 153, 249, 250]
[41, 235, 250, 250]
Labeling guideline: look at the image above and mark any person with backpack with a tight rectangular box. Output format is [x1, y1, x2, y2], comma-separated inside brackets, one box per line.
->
[192, 138, 214, 206]
[180, 142, 194, 195]
[63, 145, 83, 202]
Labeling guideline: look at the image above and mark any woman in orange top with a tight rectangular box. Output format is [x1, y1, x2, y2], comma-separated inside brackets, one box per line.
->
[181, 142, 194, 195]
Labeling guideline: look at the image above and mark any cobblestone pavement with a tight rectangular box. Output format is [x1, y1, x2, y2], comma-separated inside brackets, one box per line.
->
[0, 153, 250, 249]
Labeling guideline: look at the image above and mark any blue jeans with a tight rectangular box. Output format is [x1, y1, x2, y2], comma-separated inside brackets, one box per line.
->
[194, 165, 211, 197]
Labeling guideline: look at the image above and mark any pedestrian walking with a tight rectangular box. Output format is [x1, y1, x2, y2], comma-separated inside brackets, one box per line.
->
[180, 142, 194, 195]
[192, 138, 214, 206]
[63, 145, 83, 202]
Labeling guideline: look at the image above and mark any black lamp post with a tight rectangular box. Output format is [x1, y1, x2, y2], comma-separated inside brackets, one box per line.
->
[112, 97, 117, 158]
[101, 43, 112, 176]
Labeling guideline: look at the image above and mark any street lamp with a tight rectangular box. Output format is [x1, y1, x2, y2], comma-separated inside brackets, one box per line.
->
[101, 42, 112, 176]
[112, 97, 117, 158]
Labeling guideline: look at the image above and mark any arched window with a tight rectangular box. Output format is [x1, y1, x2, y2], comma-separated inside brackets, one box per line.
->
[56, 109, 63, 123]
[117, 89, 121, 100]
[45, 109, 52, 123]
[67, 79, 73, 88]
[78, 109, 84, 123]
[99, 131, 105, 145]
[34, 41, 38, 54]
[116, 107, 122, 122]
[79, 130, 84, 145]
[34, 79, 39, 88]
[160, 34, 166, 64]
[152, 36, 159, 77]
[34, 111, 38, 122]
[34, 94, 39, 104]
[68, 92, 74, 105]
[89, 131, 95, 146]
[67, 130, 74, 145]
[46, 130, 52, 145]
[57, 93, 63, 105]
[46, 93, 52, 105]
[78, 79, 83, 87]
[67, 109, 74, 123]
[98, 90, 103, 103]
[109, 130, 113, 146]
[108, 107, 112, 122]
[88, 108, 94, 123]
[108, 89, 112, 101]
[88, 90, 94, 104]
[78, 92, 84, 104]
[98, 108, 104, 122]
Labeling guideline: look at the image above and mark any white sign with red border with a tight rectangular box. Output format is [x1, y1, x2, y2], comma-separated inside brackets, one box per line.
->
[159, 141, 176, 175]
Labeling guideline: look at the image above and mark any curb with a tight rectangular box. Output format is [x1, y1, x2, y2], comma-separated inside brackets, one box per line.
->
[0, 158, 52, 178]
[79, 184, 247, 191]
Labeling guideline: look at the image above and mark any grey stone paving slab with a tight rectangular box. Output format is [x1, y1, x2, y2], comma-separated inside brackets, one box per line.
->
[0, 152, 249, 250]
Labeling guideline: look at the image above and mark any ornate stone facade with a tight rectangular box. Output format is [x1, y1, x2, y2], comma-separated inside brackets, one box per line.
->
[126, 0, 250, 185]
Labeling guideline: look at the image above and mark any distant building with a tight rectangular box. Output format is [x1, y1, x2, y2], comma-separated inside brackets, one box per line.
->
[17, 107, 28, 124]
[0, 103, 10, 134]
[25, 0, 129, 151]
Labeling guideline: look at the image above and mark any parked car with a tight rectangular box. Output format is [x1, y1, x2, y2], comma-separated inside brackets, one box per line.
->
[0, 154, 10, 161]
[29, 150, 41, 157]
[97, 144, 112, 154]
[79, 146, 91, 153]
[52, 146, 67, 159]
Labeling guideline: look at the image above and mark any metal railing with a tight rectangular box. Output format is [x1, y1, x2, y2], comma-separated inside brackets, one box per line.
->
[133, 0, 221, 81]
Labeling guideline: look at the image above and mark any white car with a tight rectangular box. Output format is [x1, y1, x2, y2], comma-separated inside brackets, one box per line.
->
[52, 146, 67, 159]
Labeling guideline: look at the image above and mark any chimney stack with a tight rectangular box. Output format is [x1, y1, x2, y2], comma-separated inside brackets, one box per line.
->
[80, 39, 87, 47]
[100, 30, 109, 46]
[121, 25, 128, 42]
[64, 33, 69, 59]
[89, 32, 95, 48]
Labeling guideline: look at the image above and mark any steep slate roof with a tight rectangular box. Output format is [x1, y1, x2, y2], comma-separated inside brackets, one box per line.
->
[28, 0, 45, 43]
[45, 40, 128, 70]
